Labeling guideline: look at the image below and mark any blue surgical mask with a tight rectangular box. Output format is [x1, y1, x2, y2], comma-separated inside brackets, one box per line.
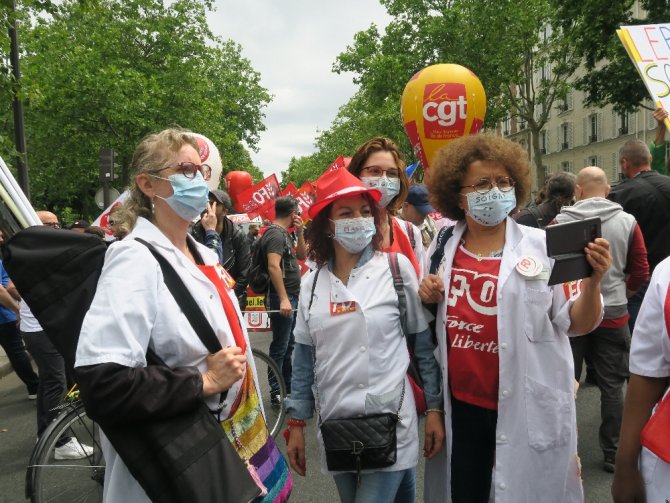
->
[361, 176, 401, 208]
[464, 188, 516, 226]
[152, 172, 209, 222]
[330, 217, 376, 253]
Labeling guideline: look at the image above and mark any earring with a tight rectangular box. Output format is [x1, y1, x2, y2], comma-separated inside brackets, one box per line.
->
[151, 198, 155, 213]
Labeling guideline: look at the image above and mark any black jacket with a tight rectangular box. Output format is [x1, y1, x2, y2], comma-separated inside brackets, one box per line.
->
[608, 170, 670, 271]
[192, 218, 251, 301]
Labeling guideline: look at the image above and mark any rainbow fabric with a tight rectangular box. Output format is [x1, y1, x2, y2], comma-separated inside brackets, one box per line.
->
[222, 366, 292, 502]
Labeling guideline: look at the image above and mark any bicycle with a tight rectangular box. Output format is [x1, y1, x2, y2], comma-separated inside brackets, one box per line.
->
[27, 350, 286, 503]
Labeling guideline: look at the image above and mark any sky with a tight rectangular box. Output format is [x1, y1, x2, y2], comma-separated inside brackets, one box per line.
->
[208, 1, 392, 179]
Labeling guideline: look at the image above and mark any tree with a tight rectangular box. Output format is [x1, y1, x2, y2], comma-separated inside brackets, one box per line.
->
[286, 0, 579, 189]
[553, 0, 670, 113]
[1, 0, 270, 217]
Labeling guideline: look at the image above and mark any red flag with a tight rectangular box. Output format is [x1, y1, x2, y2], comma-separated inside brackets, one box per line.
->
[293, 181, 316, 219]
[319, 155, 346, 180]
[281, 182, 298, 196]
[235, 174, 281, 217]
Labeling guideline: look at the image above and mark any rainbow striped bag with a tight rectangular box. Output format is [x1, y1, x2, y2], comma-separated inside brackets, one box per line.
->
[221, 366, 293, 502]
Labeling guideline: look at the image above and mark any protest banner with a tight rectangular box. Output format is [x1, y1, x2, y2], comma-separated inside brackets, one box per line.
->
[91, 191, 130, 240]
[293, 181, 316, 219]
[281, 182, 297, 196]
[618, 23, 670, 128]
[235, 173, 281, 217]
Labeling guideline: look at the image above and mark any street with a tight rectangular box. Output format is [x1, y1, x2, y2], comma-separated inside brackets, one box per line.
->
[0, 331, 614, 502]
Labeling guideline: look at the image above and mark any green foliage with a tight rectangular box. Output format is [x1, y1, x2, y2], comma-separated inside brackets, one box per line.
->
[0, 0, 270, 218]
[553, 0, 670, 112]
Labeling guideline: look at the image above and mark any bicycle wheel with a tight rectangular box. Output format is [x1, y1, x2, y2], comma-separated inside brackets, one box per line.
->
[252, 348, 287, 438]
[28, 401, 104, 503]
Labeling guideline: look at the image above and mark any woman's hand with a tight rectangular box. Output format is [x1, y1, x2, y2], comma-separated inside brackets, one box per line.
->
[201, 347, 247, 396]
[419, 274, 445, 304]
[423, 411, 445, 459]
[611, 465, 645, 503]
[584, 238, 611, 285]
[201, 201, 217, 232]
[287, 426, 307, 476]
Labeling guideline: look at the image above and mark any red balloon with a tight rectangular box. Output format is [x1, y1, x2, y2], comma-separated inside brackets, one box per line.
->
[225, 171, 253, 210]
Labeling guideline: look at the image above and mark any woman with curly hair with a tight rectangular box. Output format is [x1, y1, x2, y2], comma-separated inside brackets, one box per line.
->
[419, 134, 611, 503]
[286, 167, 444, 503]
[348, 137, 426, 278]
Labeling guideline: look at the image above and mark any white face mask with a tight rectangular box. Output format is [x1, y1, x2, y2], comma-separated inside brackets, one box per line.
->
[360, 176, 400, 208]
[330, 217, 376, 253]
[464, 188, 516, 226]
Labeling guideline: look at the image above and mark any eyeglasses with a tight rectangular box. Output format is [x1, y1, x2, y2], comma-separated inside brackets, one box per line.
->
[43, 222, 61, 229]
[360, 166, 401, 179]
[151, 162, 212, 181]
[460, 176, 516, 194]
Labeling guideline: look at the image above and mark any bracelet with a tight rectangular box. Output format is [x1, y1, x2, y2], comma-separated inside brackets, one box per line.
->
[424, 409, 445, 416]
[287, 418, 306, 428]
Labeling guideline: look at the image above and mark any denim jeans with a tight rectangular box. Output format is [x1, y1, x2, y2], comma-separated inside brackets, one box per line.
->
[0, 321, 38, 395]
[333, 467, 416, 503]
[21, 331, 67, 438]
[267, 292, 298, 395]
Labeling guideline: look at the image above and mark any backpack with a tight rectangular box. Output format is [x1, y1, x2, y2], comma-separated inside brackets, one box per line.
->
[247, 225, 292, 295]
[2, 226, 109, 371]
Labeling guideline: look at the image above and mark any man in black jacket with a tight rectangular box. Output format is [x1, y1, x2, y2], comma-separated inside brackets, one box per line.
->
[192, 190, 251, 310]
[608, 139, 670, 330]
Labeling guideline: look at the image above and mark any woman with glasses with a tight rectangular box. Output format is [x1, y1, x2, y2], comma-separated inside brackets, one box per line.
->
[74, 128, 291, 502]
[347, 137, 426, 278]
[419, 134, 611, 503]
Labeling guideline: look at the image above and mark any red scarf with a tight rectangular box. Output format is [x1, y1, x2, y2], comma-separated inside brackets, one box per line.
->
[196, 264, 246, 353]
[385, 217, 421, 278]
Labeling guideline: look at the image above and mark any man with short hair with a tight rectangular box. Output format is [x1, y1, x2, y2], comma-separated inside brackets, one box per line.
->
[264, 196, 305, 403]
[556, 166, 649, 473]
[192, 189, 250, 309]
[608, 139, 670, 330]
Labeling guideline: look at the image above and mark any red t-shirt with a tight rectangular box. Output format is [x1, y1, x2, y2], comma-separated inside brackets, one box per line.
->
[446, 246, 501, 410]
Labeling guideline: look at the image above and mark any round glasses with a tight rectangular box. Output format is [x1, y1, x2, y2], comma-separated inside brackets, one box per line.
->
[360, 166, 401, 179]
[151, 162, 212, 181]
[460, 176, 516, 194]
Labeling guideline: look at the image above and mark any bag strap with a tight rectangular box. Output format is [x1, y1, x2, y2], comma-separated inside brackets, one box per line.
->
[405, 220, 416, 249]
[387, 252, 408, 337]
[429, 225, 455, 275]
[135, 238, 223, 354]
[308, 267, 321, 312]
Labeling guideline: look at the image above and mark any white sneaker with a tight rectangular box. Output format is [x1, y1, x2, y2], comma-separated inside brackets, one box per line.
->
[54, 439, 94, 460]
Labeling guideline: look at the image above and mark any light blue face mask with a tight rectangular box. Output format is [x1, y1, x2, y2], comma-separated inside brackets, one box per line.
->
[464, 187, 516, 226]
[330, 216, 376, 253]
[152, 171, 209, 222]
[360, 176, 401, 208]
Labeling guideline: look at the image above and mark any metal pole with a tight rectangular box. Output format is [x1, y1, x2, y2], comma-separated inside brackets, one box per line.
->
[8, 0, 30, 200]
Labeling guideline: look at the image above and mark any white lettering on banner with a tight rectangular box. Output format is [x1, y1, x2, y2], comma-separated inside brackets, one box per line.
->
[446, 315, 484, 334]
[422, 95, 467, 127]
[451, 333, 499, 353]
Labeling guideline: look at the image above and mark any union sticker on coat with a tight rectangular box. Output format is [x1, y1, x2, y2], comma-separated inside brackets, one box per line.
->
[330, 301, 356, 316]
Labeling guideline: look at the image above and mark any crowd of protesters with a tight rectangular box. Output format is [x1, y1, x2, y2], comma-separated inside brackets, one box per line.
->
[2, 118, 670, 503]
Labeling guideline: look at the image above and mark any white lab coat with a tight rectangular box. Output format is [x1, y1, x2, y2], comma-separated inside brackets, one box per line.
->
[294, 252, 429, 475]
[628, 256, 670, 501]
[75, 217, 259, 503]
[424, 218, 600, 503]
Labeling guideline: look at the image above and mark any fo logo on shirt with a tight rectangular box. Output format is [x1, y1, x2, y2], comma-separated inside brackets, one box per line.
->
[422, 82, 468, 140]
[330, 302, 356, 316]
[447, 268, 498, 316]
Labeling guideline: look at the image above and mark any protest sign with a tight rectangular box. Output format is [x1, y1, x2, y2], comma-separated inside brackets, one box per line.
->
[235, 174, 281, 218]
[618, 23, 670, 128]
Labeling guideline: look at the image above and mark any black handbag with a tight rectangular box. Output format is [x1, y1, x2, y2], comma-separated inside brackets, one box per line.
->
[96, 240, 262, 503]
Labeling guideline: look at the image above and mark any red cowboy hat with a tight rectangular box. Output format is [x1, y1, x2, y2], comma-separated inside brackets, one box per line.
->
[308, 168, 381, 219]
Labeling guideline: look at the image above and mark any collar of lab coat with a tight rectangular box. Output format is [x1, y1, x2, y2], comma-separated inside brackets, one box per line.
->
[129, 217, 219, 291]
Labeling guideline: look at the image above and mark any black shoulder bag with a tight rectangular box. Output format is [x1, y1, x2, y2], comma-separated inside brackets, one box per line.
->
[95, 239, 262, 503]
[308, 267, 405, 485]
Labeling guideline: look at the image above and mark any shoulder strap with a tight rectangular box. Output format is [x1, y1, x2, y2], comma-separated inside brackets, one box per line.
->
[387, 252, 408, 337]
[135, 238, 222, 354]
[308, 267, 321, 312]
[429, 225, 455, 275]
[526, 205, 545, 228]
[405, 220, 416, 249]
[636, 174, 670, 211]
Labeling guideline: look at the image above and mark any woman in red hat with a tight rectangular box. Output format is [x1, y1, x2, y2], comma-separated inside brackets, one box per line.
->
[285, 168, 444, 502]
[347, 137, 425, 279]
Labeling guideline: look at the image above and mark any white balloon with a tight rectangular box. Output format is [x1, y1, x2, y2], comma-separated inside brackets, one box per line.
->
[191, 133, 223, 191]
